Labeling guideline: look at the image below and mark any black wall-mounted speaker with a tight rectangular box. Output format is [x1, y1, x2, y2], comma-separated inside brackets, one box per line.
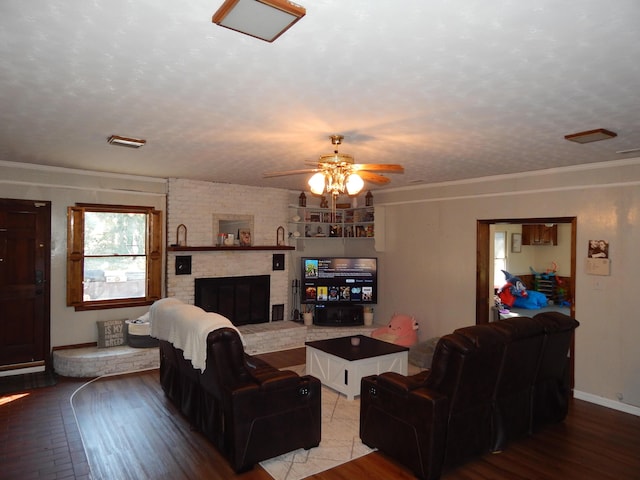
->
[175, 255, 192, 275]
[273, 253, 285, 271]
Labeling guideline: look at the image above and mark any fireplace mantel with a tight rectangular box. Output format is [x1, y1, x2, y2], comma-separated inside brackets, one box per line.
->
[168, 245, 294, 252]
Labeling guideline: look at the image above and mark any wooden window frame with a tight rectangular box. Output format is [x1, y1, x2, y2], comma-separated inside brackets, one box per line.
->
[67, 203, 162, 311]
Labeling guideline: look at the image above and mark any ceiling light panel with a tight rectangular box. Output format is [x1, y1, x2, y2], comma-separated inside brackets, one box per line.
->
[212, 0, 306, 42]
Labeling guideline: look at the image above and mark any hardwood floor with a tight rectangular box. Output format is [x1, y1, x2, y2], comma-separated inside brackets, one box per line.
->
[0, 374, 91, 479]
[1, 347, 639, 479]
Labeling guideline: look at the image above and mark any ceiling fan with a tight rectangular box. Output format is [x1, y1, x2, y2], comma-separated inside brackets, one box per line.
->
[263, 135, 404, 197]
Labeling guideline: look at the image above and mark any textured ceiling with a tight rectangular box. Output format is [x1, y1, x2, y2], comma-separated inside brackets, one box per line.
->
[1, 0, 640, 192]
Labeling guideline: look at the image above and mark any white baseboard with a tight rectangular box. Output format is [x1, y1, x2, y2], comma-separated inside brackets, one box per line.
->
[0, 365, 45, 377]
[574, 390, 640, 417]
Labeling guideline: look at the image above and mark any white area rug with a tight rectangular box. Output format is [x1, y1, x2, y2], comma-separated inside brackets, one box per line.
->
[260, 365, 374, 480]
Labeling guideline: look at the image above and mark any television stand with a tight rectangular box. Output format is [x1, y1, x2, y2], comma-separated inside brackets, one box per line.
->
[314, 304, 364, 326]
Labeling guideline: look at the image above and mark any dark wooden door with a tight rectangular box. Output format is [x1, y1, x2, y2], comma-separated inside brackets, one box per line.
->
[0, 198, 51, 370]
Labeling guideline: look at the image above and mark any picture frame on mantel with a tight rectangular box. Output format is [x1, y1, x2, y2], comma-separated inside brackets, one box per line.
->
[239, 228, 252, 246]
[511, 233, 522, 253]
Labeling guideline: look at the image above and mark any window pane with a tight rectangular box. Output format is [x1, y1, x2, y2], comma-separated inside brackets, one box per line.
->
[494, 231, 506, 288]
[494, 259, 506, 288]
[84, 256, 146, 301]
[84, 212, 147, 256]
[494, 231, 506, 258]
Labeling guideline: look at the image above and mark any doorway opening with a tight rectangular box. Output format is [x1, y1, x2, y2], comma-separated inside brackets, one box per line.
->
[477, 217, 577, 384]
[477, 217, 576, 323]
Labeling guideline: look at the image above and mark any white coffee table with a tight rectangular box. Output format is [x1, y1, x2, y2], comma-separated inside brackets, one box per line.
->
[305, 335, 408, 400]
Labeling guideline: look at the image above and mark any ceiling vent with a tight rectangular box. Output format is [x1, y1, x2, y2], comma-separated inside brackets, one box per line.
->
[107, 135, 146, 148]
[564, 128, 617, 144]
[615, 147, 640, 154]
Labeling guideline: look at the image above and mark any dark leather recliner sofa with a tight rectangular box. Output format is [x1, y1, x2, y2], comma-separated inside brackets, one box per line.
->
[159, 327, 321, 473]
[359, 312, 579, 479]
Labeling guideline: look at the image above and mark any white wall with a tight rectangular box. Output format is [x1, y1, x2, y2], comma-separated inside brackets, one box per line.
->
[374, 158, 640, 411]
[0, 161, 166, 348]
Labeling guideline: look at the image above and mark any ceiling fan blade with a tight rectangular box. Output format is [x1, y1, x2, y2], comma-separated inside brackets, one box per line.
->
[358, 171, 391, 184]
[263, 168, 318, 178]
[353, 163, 404, 173]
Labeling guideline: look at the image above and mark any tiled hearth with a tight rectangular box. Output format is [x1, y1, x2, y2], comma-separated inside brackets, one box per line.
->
[53, 345, 159, 378]
[241, 321, 376, 355]
[53, 322, 376, 377]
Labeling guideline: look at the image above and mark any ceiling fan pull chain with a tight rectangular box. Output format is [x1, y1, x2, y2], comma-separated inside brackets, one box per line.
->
[331, 194, 337, 222]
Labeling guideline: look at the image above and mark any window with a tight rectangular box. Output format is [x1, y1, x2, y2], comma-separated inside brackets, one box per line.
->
[493, 231, 506, 289]
[67, 204, 162, 311]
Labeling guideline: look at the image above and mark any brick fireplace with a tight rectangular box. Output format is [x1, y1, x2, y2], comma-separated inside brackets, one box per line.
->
[166, 178, 291, 321]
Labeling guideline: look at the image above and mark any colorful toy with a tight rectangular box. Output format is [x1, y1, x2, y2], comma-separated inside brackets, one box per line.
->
[497, 270, 529, 307]
[501, 270, 528, 295]
[529, 262, 557, 279]
[371, 313, 419, 347]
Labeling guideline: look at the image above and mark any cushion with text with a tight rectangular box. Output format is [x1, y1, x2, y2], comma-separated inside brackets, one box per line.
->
[97, 319, 127, 348]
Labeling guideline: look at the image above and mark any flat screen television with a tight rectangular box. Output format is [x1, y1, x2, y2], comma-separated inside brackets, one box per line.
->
[301, 257, 377, 305]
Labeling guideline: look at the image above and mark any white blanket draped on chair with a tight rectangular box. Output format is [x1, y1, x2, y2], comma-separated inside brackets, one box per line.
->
[150, 297, 244, 372]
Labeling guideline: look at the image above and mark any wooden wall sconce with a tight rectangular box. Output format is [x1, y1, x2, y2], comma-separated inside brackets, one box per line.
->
[277, 226, 285, 246]
[176, 224, 187, 247]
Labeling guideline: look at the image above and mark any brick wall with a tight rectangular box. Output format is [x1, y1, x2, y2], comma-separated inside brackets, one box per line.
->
[166, 178, 292, 320]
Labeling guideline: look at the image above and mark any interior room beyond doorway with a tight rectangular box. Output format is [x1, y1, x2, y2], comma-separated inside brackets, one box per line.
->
[476, 217, 576, 325]
[491, 222, 572, 320]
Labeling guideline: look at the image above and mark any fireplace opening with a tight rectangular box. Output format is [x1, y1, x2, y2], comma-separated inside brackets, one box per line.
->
[194, 275, 270, 326]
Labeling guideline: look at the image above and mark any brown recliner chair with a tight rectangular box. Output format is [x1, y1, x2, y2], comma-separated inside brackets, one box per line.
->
[360, 324, 508, 480]
[531, 311, 580, 429]
[159, 337, 180, 404]
[489, 316, 546, 451]
[159, 328, 322, 473]
[360, 314, 579, 480]
[159, 335, 206, 427]
[436, 324, 509, 467]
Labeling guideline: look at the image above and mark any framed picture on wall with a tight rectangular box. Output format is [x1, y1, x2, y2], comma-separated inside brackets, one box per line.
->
[239, 228, 252, 246]
[588, 239, 608, 258]
[511, 233, 522, 253]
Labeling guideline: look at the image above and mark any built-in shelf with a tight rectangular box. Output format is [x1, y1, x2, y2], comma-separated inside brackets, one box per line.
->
[288, 204, 375, 239]
[167, 245, 295, 252]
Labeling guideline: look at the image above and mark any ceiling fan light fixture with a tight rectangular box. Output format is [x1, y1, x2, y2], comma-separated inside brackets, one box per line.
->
[346, 173, 364, 195]
[319, 152, 354, 164]
[262, 134, 403, 196]
[564, 128, 617, 144]
[107, 135, 146, 148]
[308, 172, 326, 195]
[212, 0, 306, 43]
